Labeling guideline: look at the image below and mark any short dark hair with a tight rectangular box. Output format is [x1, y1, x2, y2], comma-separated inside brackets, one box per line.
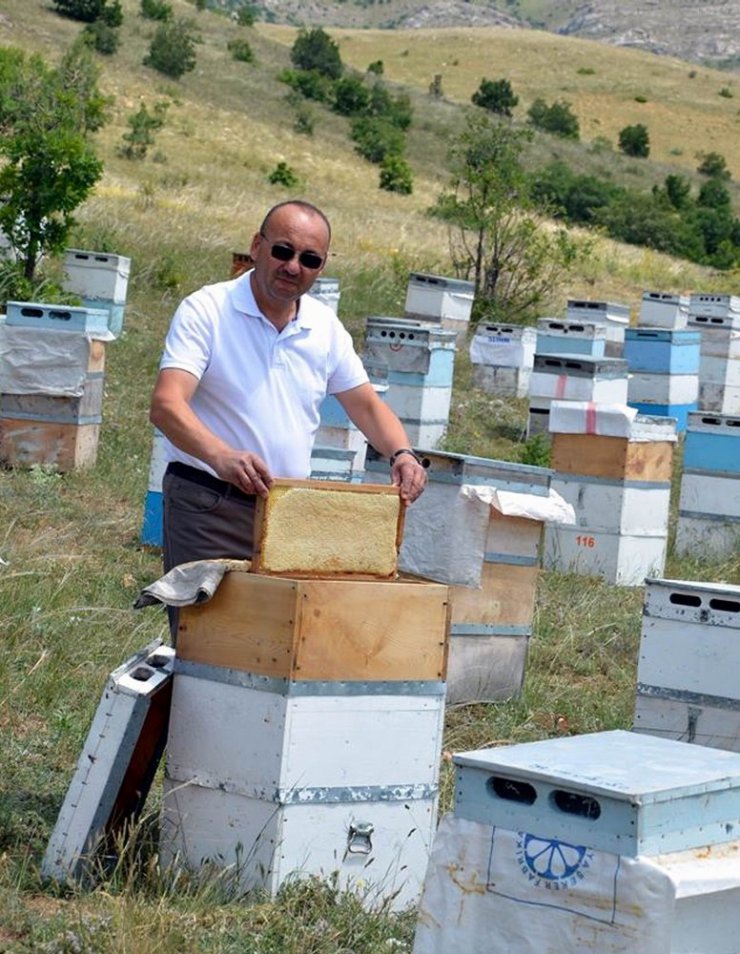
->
[259, 200, 332, 243]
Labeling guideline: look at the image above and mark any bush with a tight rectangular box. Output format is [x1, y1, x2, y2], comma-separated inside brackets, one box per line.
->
[527, 98, 579, 139]
[277, 68, 333, 103]
[53, 0, 115, 22]
[290, 27, 342, 80]
[367, 59, 383, 76]
[696, 151, 731, 180]
[81, 20, 120, 55]
[379, 154, 413, 194]
[618, 123, 650, 157]
[234, 4, 256, 26]
[332, 75, 370, 116]
[140, 0, 172, 21]
[350, 116, 404, 164]
[471, 77, 518, 117]
[227, 37, 253, 63]
[118, 101, 168, 159]
[143, 18, 197, 79]
[268, 161, 299, 188]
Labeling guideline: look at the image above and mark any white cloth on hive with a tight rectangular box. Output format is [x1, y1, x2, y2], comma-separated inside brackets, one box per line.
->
[0, 325, 111, 395]
[413, 816, 676, 954]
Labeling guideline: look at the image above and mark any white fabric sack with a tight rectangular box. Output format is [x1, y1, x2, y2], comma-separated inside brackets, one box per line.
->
[0, 326, 109, 396]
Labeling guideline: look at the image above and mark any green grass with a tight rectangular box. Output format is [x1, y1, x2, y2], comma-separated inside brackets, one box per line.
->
[1, 1, 740, 949]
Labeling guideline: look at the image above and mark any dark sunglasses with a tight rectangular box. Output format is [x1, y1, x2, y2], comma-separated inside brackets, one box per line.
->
[261, 234, 324, 270]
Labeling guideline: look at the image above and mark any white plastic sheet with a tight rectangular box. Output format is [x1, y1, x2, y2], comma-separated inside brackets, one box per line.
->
[399, 483, 575, 587]
[413, 816, 677, 954]
[0, 326, 110, 396]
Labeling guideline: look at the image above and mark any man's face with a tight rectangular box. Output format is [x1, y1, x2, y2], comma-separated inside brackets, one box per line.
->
[250, 206, 329, 309]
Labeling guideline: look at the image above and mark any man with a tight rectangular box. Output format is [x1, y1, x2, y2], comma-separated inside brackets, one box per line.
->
[150, 199, 427, 575]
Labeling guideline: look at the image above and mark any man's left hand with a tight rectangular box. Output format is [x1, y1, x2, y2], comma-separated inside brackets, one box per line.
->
[391, 456, 427, 504]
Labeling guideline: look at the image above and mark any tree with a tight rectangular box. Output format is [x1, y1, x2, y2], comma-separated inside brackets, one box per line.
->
[144, 18, 198, 79]
[527, 98, 579, 139]
[53, 0, 121, 23]
[140, 0, 173, 21]
[290, 28, 342, 80]
[431, 112, 586, 322]
[118, 101, 168, 160]
[0, 42, 108, 282]
[82, 19, 121, 55]
[332, 76, 370, 116]
[379, 154, 413, 194]
[471, 77, 518, 117]
[618, 123, 650, 158]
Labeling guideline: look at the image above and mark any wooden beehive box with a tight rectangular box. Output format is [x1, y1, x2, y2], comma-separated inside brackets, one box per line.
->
[177, 565, 449, 682]
[550, 433, 675, 482]
[251, 478, 404, 580]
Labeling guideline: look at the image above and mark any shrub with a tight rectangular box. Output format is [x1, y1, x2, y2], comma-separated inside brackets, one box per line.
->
[429, 74, 443, 98]
[618, 123, 650, 157]
[53, 0, 117, 22]
[268, 161, 299, 188]
[367, 59, 383, 75]
[696, 151, 731, 180]
[277, 68, 333, 103]
[140, 0, 172, 21]
[379, 154, 413, 194]
[81, 20, 120, 55]
[719, 86, 734, 98]
[227, 37, 253, 63]
[118, 101, 168, 159]
[527, 98, 579, 139]
[332, 75, 370, 116]
[350, 116, 404, 164]
[234, 3, 256, 26]
[290, 27, 342, 80]
[471, 77, 518, 117]
[143, 19, 197, 79]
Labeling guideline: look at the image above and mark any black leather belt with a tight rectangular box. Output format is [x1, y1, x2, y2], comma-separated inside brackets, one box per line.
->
[166, 461, 256, 503]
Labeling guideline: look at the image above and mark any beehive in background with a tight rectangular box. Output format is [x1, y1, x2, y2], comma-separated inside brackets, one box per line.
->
[161, 563, 450, 910]
[308, 276, 340, 315]
[624, 328, 701, 431]
[62, 249, 131, 338]
[688, 304, 740, 415]
[469, 322, 537, 397]
[543, 402, 677, 586]
[0, 317, 107, 471]
[535, 317, 607, 358]
[674, 411, 740, 559]
[365, 447, 554, 705]
[140, 428, 167, 547]
[403, 272, 474, 344]
[527, 354, 629, 438]
[414, 731, 740, 954]
[634, 578, 740, 753]
[363, 316, 456, 448]
[565, 299, 630, 356]
[638, 290, 690, 329]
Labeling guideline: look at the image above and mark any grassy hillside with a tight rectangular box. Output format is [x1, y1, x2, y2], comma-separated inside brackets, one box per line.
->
[0, 3, 739, 951]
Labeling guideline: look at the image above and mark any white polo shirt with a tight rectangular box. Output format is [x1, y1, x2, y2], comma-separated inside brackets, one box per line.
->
[159, 271, 369, 478]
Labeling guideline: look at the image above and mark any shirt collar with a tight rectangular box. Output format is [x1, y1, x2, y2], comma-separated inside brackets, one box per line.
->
[232, 269, 314, 332]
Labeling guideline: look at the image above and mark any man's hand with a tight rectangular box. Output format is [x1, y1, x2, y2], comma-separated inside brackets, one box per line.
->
[391, 455, 427, 504]
[212, 450, 273, 497]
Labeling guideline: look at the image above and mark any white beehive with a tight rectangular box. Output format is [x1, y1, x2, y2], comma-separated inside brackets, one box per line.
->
[638, 291, 690, 329]
[566, 299, 630, 355]
[634, 578, 740, 753]
[404, 272, 474, 343]
[535, 317, 607, 357]
[469, 323, 536, 397]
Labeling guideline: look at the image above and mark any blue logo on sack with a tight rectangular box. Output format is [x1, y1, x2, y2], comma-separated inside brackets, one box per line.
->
[516, 833, 593, 888]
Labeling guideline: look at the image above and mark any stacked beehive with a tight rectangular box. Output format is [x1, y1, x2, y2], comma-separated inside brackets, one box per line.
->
[565, 298, 630, 356]
[634, 578, 740, 753]
[624, 327, 701, 430]
[0, 302, 109, 471]
[403, 271, 474, 345]
[527, 353, 630, 438]
[160, 480, 450, 909]
[469, 322, 537, 397]
[364, 447, 556, 705]
[62, 249, 131, 338]
[543, 402, 677, 585]
[308, 275, 341, 315]
[637, 290, 690, 329]
[363, 316, 456, 449]
[674, 411, 740, 559]
[688, 293, 740, 414]
[140, 428, 167, 546]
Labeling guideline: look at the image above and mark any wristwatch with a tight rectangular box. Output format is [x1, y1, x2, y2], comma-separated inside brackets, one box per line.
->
[389, 447, 423, 467]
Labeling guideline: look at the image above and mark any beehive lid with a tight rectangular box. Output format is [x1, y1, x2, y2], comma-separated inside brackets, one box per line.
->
[251, 478, 404, 580]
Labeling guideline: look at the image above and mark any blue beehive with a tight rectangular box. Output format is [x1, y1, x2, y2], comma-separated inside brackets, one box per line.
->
[624, 328, 701, 374]
[6, 301, 110, 336]
[684, 412, 740, 474]
[453, 729, 740, 857]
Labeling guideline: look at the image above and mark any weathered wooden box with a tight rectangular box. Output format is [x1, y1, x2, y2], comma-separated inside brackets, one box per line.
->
[0, 419, 100, 471]
[550, 432, 675, 482]
[634, 578, 740, 752]
[177, 567, 449, 682]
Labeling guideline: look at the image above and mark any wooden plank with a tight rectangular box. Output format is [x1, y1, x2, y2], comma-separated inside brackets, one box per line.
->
[252, 478, 404, 580]
[88, 339, 106, 374]
[551, 433, 674, 481]
[450, 563, 539, 628]
[485, 510, 543, 561]
[177, 571, 299, 675]
[294, 578, 449, 681]
[0, 418, 99, 471]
